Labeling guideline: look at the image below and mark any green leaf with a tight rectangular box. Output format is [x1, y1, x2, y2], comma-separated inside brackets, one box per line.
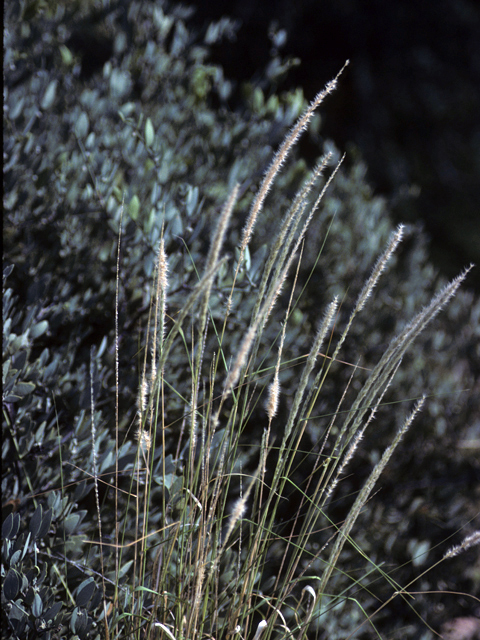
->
[3, 394, 21, 403]
[43, 359, 59, 379]
[2, 359, 11, 385]
[3, 569, 21, 600]
[145, 117, 155, 148]
[43, 602, 62, 623]
[12, 350, 27, 371]
[145, 207, 155, 234]
[134, 585, 161, 595]
[71, 606, 89, 635]
[21, 532, 31, 561]
[2, 513, 14, 539]
[59, 44, 73, 66]
[3, 264, 14, 278]
[13, 381, 36, 397]
[38, 348, 50, 368]
[252, 87, 264, 112]
[32, 591, 43, 618]
[29, 504, 43, 539]
[75, 112, 90, 139]
[9, 549, 22, 566]
[129, 194, 140, 221]
[63, 514, 81, 536]
[99, 450, 115, 474]
[76, 578, 95, 607]
[97, 335, 108, 358]
[37, 508, 52, 539]
[8, 601, 28, 626]
[37, 563, 47, 585]
[73, 480, 92, 503]
[118, 560, 133, 579]
[185, 185, 199, 217]
[62, 511, 86, 536]
[40, 80, 57, 110]
[34, 421, 46, 444]
[2, 513, 20, 540]
[29, 320, 48, 339]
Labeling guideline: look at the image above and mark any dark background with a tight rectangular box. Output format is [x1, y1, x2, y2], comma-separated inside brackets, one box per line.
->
[184, 0, 480, 291]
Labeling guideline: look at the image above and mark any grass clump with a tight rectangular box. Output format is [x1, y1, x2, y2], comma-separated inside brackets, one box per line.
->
[74, 72, 474, 640]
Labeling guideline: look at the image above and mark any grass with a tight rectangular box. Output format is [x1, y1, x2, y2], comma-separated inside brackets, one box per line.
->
[80, 65, 476, 640]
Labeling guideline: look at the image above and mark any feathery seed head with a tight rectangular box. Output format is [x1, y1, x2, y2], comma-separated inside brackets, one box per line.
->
[136, 427, 152, 454]
[157, 237, 168, 293]
[231, 496, 247, 522]
[355, 224, 404, 313]
[137, 377, 149, 414]
[240, 63, 349, 254]
[444, 530, 480, 559]
[313, 296, 339, 358]
[223, 324, 257, 394]
[266, 376, 280, 421]
[150, 360, 158, 389]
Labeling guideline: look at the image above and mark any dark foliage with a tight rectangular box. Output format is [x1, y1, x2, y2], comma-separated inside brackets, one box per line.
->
[3, 1, 479, 638]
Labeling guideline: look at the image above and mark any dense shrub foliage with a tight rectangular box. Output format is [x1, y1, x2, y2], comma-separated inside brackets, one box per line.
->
[3, 1, 479, 639]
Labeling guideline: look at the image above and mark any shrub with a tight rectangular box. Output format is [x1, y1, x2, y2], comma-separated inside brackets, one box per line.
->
[3, 1, 479, 639]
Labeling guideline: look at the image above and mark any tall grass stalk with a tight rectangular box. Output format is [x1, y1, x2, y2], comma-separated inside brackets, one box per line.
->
[92, 65, 473, 640]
